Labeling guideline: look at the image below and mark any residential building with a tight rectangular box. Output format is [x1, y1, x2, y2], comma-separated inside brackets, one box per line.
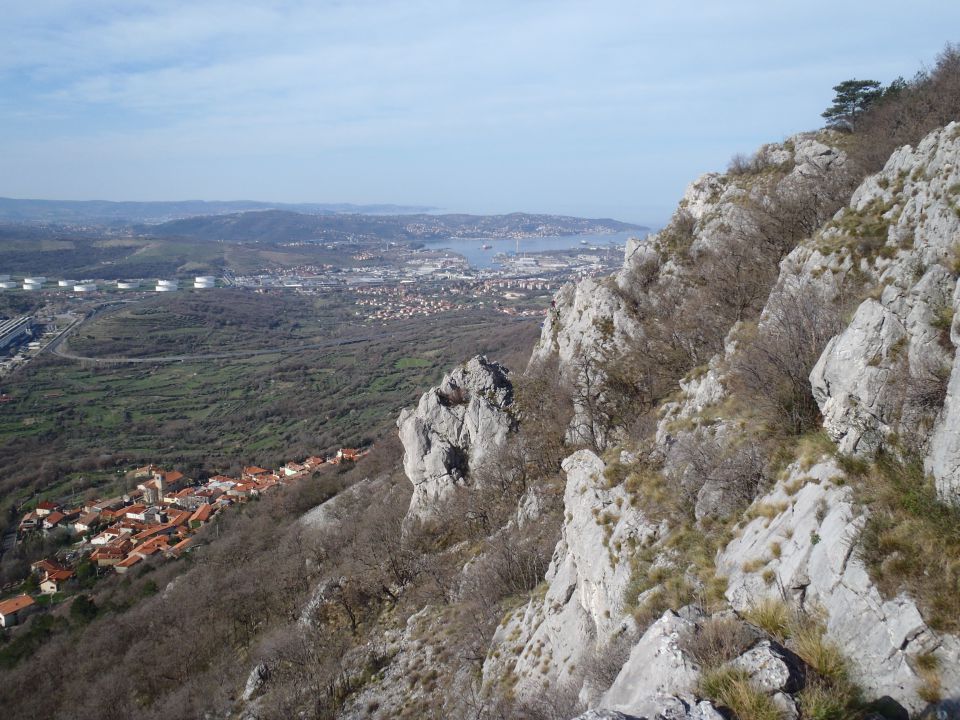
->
[0, 595, 37, 627]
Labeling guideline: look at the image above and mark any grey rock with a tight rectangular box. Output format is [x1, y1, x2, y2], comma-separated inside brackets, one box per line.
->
[570, 711, 641, 720]
[730, 640, 801, 693]
[772, 692, 800, 720]
[241, 663, 269, 702]
[718, 460, 960, 713]
[600, 611, 700, 715]
[397, 355, 515, 523]
[574, 697, 723, 720]
[482, 450, 659, 702]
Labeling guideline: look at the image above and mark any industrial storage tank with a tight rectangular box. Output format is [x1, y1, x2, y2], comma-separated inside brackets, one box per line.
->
[74, 283, 97, 292]
[117, 280, 140, 290]
[23, 280, 43, 291]
[58, 279, 72, 287]
[156, 279, 178, 292]
[194, 276, 216, 289]
[24, 277, 46, 284]
[0, 281, 17, 290]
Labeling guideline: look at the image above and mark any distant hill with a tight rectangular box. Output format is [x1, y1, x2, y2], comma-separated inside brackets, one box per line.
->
[0, 197, 435, 225]
[145, 210, 647, 244]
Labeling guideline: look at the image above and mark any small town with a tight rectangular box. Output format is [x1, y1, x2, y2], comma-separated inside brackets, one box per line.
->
[0, 447, 366, 630]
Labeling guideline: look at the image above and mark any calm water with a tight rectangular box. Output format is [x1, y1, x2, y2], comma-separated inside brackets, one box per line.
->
[423, 230, 642, 269]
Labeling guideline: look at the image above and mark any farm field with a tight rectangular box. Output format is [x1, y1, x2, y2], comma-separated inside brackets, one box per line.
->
[0, 290, 540, 531]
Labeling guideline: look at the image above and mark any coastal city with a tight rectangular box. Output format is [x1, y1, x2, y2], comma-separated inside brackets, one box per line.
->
[0, 237, 632, 374]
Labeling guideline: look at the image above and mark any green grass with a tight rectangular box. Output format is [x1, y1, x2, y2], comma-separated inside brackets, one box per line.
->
[394, 357, 432, 369]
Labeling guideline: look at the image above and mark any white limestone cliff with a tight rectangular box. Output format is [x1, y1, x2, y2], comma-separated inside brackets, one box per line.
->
[397, 355, 515, 523]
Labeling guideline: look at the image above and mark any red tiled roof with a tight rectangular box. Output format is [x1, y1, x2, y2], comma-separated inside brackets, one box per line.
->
[190, 504, 214, 523]
[0, 594, 35, 615]
[168, 537, 193, 556]
[132, 524, 175, 543]
[32, 559, 68, 574]
[37, 501, 59, 511]
[44, 511, 66, 526]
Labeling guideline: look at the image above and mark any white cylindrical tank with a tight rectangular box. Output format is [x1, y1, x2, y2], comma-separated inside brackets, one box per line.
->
[156, 283, 177, 292]
[74, 283, 97, 292]
[24, 277, 46, 284]
[58, 279, 72, 287]
[117, 280, 140, 290]
[157, 279, 178, 288]
[23, 282, 42, 291]
[0, 281, 17, 289]
[194, 277, 215, 289]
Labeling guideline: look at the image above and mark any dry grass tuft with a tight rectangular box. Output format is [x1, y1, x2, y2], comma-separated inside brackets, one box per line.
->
[742, 598, 792, 641]
[699, 667, 784, 720]
[855, 452, 960, 632]
[678, 616, 754, 671]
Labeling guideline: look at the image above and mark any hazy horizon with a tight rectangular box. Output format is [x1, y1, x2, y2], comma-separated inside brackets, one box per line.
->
[3, 1, 959, 226]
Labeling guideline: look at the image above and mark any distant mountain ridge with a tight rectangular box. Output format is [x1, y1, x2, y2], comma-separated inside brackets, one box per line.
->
[0, 197, 436, 225]
[145, 209, 646, 244]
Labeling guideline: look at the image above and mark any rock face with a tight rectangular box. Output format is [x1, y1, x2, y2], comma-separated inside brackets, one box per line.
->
[397, 355, 515, 522]
[482, 450, 659, 701]
[530, 277, 644, 447]
[599, 611, 702, 716]
[927, 271, 960, 505]
[718, 459, 960, 713]
[805, 123, 960, 461]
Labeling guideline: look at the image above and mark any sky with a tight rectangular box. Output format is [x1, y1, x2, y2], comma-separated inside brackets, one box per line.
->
[1, 2, 958, 225]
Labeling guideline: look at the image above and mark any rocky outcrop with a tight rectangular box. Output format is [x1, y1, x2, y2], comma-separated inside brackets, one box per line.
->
[530, 277, 644, 447]
[531, 131, 849, 452]
[397, 355, 515, 523]
[717, 459, 960, 713]
[806, 123, 960, 459]
[482, 450, 660, 702]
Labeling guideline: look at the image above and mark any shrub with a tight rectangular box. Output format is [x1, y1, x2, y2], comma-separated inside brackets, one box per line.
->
[728, 152, 772, 176]
[731, 278, 844, 436]
[845, 44, 960, 175]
